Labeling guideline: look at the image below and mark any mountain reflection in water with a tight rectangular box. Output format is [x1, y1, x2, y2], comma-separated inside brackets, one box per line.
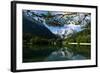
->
[23, 45, 91, 63]
[47, 47, 86, 61]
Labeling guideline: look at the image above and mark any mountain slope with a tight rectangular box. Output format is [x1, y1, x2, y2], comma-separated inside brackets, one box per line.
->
[23, 13, 57, 39]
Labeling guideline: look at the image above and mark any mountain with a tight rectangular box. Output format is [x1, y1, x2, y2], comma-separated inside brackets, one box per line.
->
[23, 10, 90, 40]
[23, 12, 57, 39]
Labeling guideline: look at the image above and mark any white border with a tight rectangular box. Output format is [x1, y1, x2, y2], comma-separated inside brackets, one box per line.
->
[16, 4, 96, 70]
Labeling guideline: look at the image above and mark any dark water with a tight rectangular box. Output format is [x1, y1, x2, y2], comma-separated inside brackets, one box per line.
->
[23, 45, 91, 63]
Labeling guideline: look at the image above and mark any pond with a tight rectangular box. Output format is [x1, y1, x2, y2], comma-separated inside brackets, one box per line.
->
[23, 45, 91, 63]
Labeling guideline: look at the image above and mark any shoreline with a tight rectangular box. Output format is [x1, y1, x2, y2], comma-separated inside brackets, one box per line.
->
[68, 43, 91, 45]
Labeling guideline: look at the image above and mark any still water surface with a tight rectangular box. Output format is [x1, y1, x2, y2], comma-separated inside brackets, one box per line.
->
[23, 45, 91, 63]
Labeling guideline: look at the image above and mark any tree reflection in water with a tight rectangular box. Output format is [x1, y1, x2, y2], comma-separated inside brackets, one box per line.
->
[23, 45, 90, 62]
